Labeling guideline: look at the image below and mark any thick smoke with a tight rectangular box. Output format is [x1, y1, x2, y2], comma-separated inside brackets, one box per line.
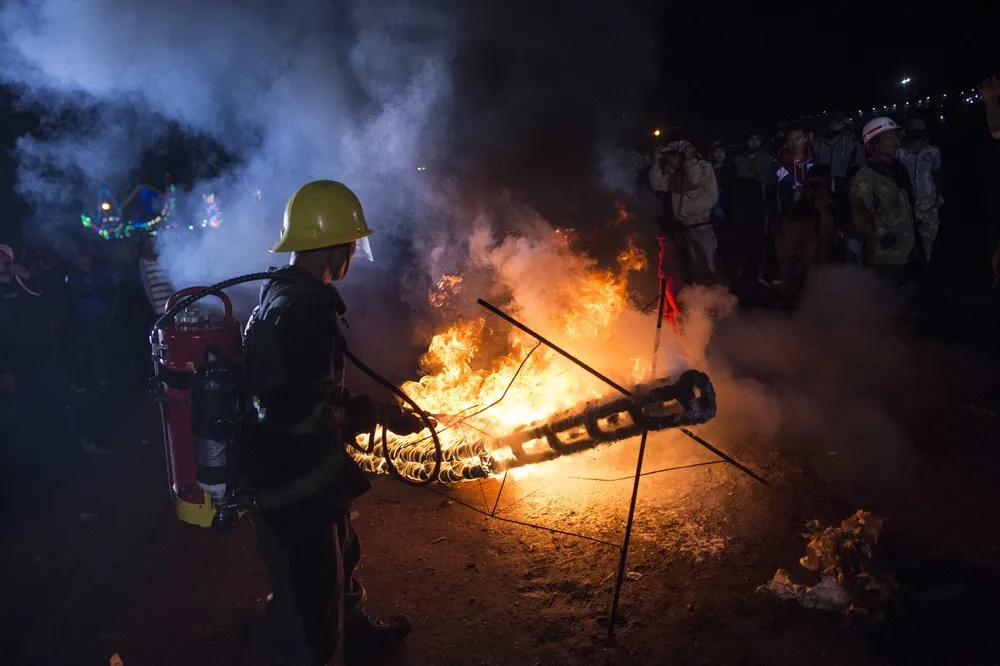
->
[659, 267, 978, 501]
[0, 1, 457, 281]
[0, 0, 659, 278]
[0, 0, 662, 390]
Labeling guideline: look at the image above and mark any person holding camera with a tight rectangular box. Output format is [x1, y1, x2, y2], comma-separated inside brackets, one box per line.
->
[649, 140, 722, 285]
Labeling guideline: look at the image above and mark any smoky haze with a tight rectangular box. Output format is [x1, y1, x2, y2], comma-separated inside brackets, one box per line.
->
[0, 0, 660, 287]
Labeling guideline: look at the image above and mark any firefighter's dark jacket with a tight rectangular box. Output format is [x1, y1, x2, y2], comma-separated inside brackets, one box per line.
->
[243, 265, 371, 515]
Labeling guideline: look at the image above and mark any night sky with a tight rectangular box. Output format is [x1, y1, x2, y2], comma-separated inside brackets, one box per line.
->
[657, 1, 999, 134]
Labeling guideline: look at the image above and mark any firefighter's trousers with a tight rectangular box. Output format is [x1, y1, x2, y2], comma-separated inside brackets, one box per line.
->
[255, 507, 365, 665]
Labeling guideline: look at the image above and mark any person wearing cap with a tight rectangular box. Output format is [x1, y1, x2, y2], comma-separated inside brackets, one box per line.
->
[243, 181, 421, 665]
[851, 117, 919, 287]
[650, 140, 722, 284]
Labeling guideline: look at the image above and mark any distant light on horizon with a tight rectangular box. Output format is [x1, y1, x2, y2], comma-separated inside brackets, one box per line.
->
[652, 129, 661, 137]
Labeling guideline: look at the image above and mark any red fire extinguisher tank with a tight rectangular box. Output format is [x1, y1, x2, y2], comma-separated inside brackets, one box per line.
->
[152, 288, 242, 526]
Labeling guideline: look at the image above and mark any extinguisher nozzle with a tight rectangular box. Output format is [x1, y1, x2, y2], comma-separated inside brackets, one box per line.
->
[211, 503, 238, 532]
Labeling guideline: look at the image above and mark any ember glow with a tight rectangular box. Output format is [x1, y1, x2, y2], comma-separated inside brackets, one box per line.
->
[351, 226, 660, 483]
[429, 274, 464, 308]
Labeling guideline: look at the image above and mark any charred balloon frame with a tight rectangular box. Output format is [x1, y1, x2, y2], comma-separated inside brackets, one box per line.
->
[363, 369, 717, 483]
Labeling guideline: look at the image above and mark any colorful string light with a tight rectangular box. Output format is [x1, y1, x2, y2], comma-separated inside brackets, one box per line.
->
[80, 182, 263, 239]
[80, 184, 176, 239]
[201, 192, 223, 228]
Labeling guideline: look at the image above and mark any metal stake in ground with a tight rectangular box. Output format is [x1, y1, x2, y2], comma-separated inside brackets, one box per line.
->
[607, 427, 649, 639]
[477, 297, 769, 638]
[650, 276, 668, 379]
[608, 275, 671, 640]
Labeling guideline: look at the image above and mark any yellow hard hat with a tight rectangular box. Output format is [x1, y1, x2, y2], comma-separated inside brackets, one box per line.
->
[270, 180, 374, 253]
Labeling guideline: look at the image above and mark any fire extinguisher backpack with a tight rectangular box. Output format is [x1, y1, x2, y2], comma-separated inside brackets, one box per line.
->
[153, 268, 442, 531]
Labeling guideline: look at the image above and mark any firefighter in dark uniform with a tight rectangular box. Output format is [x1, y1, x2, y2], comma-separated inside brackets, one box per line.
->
[244, 180, 423, 665]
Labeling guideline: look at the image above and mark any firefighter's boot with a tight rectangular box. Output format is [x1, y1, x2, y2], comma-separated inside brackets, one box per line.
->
[344, 613, 411, 663]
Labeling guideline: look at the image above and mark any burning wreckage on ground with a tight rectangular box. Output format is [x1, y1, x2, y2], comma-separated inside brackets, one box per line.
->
[347, 236, 719, 485]
[352, 368, 716, 483]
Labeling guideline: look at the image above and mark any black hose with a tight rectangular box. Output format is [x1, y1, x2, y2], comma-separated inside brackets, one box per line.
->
[343, 344, 442, 485]
[154, 272, 443, 486]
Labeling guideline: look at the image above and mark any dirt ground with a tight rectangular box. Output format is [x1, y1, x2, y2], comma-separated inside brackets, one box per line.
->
[3, 372, 1000, 666]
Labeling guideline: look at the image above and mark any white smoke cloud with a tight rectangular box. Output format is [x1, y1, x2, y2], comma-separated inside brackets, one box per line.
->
[0, 0, 459, 287]
[1, 0, 661, 317]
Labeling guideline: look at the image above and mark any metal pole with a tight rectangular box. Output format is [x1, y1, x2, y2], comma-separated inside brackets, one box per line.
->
[477, 299, 632, 397]
[607, 427, 649, 639]
[650, 277, 667, 379]
[609, 279, 665, 638]
[679, 427, 769, 486]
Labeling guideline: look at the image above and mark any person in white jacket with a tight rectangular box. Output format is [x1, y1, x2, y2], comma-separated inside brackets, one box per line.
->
[649, 140, 721, 284]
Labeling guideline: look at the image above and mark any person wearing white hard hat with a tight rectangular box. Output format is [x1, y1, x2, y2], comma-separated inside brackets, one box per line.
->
[850, 116, 920, 287]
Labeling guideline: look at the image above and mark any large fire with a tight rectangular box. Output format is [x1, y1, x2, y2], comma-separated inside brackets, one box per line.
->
[351, 228, 653, 483]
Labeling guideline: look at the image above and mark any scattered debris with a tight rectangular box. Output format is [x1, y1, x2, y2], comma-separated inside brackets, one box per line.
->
[432, 536, 447, 544]
[760, 569, 850, 611]
[626, 571, 643, 581]
[109, 653, 123, 666]
[440, 499, 454, 507]
[758, 510, 896, 617]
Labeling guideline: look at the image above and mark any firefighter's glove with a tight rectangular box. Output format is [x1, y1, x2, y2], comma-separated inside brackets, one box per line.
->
[878, 232, 898, 250]
[331, 394, 378, 436]
[379, 405, 431, 436]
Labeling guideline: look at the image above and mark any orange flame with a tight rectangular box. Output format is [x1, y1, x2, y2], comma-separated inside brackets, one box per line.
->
[617, 237, 647, 275]
[611, 200, 633, 226]
[352, 228, 651, 483]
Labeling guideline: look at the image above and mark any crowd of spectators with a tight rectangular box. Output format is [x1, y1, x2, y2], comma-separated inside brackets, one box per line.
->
[634, 79, 1000, 307]
[0, 234, 174, 506]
